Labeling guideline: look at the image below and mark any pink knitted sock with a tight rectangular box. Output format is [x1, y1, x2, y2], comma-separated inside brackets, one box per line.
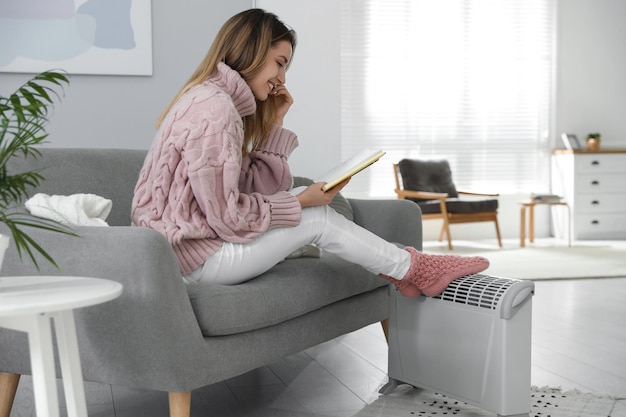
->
[378, 273, 421, 298]
[403, 247, 489, 297]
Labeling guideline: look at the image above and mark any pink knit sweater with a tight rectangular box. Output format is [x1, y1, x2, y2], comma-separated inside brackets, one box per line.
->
[132, 63, 302, 275]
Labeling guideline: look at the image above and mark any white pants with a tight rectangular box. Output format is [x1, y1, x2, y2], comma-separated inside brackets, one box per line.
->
[185, 188, 411, 285]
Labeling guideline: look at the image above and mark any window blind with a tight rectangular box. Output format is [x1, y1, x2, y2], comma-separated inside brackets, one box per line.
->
[340, 0, 554, 198]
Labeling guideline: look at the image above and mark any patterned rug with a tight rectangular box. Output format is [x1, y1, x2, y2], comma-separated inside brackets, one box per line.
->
[354, 386, 616, 417]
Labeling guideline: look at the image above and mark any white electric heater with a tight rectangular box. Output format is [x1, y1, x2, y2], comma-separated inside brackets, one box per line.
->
[381, 273, 535, 417]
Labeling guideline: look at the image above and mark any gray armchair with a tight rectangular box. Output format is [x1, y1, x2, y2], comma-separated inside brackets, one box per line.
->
[0, 148, 422, 417]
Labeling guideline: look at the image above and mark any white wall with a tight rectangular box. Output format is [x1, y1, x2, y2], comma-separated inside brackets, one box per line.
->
[259, 0, 626, 242]
[0, 1, 251, 150]
[2, 0, 625, 242]
[555, 0, 626, 148]
[256, 0, 343, 180]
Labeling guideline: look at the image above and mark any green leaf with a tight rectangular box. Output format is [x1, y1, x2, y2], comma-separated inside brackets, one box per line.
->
[1, 212, 79, 270]
[0, 69, 73, 269]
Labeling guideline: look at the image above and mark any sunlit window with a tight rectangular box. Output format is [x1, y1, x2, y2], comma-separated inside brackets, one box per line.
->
[341, 0, 554, 197]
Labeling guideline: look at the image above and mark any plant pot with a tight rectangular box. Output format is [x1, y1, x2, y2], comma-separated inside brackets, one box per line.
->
[0, 234, 9, 270]
[587, 139, 600, 152]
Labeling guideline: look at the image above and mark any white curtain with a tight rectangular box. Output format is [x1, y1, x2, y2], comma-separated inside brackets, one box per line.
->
[340, 0, 554, 197]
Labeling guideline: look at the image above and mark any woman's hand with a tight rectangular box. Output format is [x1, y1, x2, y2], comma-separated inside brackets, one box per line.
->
[271, 84, 293, 126]
[296, 178, 350, 208]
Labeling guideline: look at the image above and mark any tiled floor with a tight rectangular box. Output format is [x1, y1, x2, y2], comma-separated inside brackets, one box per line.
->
[9, 268, 626, 416]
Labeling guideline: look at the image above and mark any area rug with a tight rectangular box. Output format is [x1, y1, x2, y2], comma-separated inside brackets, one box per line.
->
[354, 386, 616, 417]
[423, 242, 626, 280]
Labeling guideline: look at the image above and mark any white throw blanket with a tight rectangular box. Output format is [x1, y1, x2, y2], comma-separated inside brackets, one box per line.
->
[25, 193, 112, 227]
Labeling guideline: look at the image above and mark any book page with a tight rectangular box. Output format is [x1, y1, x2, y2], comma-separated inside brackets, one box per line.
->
[316, 149, 386, 192]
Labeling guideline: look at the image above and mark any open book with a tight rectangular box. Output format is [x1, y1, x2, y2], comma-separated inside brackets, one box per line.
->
[316, 149, 386, 192]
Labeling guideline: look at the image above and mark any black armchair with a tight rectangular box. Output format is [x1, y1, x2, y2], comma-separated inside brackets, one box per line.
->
[393, 159, 502, 249]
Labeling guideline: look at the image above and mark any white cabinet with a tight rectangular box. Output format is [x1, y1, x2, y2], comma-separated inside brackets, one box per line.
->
[551, 151, 626, 240]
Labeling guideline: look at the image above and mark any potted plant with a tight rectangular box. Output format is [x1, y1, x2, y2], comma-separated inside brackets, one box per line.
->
[586, 133, 601, 152]
[0, 69, 78, 269]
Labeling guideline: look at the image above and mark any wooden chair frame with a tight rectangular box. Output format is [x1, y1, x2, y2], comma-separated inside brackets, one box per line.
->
[0, 373, 19, 417]
[393, 163, 502, 250]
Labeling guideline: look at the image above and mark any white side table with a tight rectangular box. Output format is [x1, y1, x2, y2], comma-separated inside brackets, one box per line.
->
[0, 276, 122, 417]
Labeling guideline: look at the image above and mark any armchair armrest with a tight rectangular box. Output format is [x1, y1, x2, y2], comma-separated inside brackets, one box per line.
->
[457, 190, 499, 197]
[395, 189, 449, 201]
[0, 225, 207, 389]
[348, 198, 422, 250]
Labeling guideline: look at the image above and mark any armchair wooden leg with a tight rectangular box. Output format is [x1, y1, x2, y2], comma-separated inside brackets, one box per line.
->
[0, 372, 20, 417]
[441, 220, 453, 250]
[494, 218, 503, 247]
[169, 391, 191, 417]
[380, 319, 389, 343]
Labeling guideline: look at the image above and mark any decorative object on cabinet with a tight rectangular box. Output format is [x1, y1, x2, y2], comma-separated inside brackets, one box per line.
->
[586, 133, 601, 152]
[551, 149, 626, 240]
[560, 133, 581, 150]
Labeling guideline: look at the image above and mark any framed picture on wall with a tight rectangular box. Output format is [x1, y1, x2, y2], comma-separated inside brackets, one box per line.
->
[0, 0, 153, 76]
[560, 133, 581, 150]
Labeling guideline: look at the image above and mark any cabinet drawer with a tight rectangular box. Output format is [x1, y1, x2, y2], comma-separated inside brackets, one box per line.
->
[574, 213, 626, 239]
[575, 154, 626, 173]
[574, 193, 626, 213]
[575, 174, 625, 192]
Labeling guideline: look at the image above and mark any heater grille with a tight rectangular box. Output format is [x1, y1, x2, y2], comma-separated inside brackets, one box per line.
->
[433, 274, 519, 310]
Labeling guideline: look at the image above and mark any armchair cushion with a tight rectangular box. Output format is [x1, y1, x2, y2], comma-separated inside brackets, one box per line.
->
[186, 254, 383, 336]
[398, 159, 458, 199]
[186, 181, 380, 338]
[417, 197, 499, 214]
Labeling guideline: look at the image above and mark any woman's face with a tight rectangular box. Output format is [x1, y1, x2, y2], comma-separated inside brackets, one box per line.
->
[247, 40, 292, 101]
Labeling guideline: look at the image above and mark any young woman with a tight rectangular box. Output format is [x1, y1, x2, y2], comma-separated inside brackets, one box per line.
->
[131, 8, 489, 298]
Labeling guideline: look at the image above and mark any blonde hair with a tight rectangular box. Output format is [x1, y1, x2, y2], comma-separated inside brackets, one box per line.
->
[157, 9, 296, 155]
